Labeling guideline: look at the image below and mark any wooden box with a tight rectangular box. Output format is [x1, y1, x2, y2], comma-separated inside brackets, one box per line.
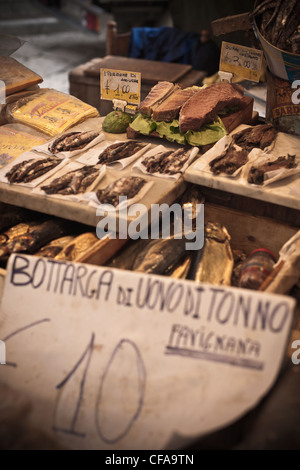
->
[69, 56, 207, 115]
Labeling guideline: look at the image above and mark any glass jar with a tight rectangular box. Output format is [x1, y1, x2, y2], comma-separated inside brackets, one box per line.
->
[239, 248, 277, 290]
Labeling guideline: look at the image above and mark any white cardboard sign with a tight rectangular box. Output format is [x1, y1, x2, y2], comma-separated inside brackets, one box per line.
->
[0, 254, 295, 450]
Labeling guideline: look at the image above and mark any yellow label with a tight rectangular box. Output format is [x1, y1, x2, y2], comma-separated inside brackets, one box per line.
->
[220, 42, 263, 82]
[100, 69, 141, 104]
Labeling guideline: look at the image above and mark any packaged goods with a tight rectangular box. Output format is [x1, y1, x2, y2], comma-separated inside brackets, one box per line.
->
[6, 89, 99, 137]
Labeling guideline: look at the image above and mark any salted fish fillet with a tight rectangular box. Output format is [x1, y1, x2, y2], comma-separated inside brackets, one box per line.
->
[152, 86, 199, 122]
[194, 237, 233, 285]
[179, 82, 245, 133]
[137, 81, 175, 116]
[189, 222, 234, 286]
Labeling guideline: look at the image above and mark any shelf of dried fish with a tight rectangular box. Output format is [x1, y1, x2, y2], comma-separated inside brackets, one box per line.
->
[0, 117, 189, 229]
[184, 122, 300, 211]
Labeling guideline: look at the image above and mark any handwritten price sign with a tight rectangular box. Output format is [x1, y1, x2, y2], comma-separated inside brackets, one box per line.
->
[100, 68, 141, 105]
[0, 255, 295, 450]
[220, 42, 263, 82]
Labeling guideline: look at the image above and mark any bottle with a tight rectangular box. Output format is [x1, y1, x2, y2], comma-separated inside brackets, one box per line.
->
[239, 248, 276, 290]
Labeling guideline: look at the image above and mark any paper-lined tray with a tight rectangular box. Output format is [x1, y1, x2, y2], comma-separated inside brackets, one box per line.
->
[184, 125, 300, 210]
[0, 151, 67, 188]
[33, 131, 105, 159]
[0, 117, 187, 227]
[84, 177, 154, 210]
[77, 139, 151, 169]
[32, 161, 106, 202]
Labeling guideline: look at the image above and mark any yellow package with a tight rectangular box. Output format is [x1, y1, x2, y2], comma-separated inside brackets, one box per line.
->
[0, 124, 47, 168]
[7, 89, 99, 137]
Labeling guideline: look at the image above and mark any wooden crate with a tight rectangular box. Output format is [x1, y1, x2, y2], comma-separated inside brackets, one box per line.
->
[69, 56, 207, 116]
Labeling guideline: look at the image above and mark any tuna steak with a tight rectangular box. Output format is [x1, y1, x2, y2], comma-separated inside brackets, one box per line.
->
[137, 81, 174, 116]
[152, 86, 199, 122]
[179, 82, 245, 133]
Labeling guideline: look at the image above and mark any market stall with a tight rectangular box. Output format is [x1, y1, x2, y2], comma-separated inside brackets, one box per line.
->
[0, 1, 300, 450]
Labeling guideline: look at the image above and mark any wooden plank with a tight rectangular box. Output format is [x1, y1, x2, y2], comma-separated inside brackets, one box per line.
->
[84, 55, 192, 85]
[204, 202, 298, 256]
[0, 56, 43, 95]
[211, 12, 252, 36]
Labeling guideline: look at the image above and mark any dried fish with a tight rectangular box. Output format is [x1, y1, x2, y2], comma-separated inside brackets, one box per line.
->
[49, 131, 99, 154]
[54, 232, 98, 261]
[98, 140, 147, 165]
[133, 237, 187, 275]
[106, 239, 150, 270]
[0, 207, 37, 233]
[247, 154, 297, 184]
[0, 219, 70, 263]
[96, 176, 147, 207]
[5, 157, 61, 184]
[252, 0, 300, 54]
[232, 124, 277, 151]
[34, 236, 75, 259]
[141, 148, 193, 175]
[209, 143, 248, 175]
[187, 222, 234, 285]
[41, 165, 101, 195]
[169, 255, 192, 279]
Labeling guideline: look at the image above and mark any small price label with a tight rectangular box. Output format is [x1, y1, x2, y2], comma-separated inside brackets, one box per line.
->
[220, 42, 263, 82]
[100, 68, 141, 104]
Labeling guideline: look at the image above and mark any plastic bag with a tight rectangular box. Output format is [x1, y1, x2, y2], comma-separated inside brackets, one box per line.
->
[6, 88, 99, 137]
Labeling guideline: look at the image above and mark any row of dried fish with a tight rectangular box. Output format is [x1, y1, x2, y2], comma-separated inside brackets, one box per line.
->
[36, 232, 99, 261]
[252, 0, 300, 54]
[49, 131, 100, 154]
[104, 186, 234, 284]
[141, 148, 193, 175]
[41, 165, 102, 195]
[106, 221, 234, 285]
[5, 156, 61, 184]
[0, 218, 70, 264]
[209, 124, 278, 176]
[0, 210, 100, 265]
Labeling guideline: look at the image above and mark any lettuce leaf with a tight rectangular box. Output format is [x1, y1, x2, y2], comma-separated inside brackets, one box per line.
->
[185, 117, 227, 146]
[130, 114, 157, 134]
[155, 120, 186, 144]
[129, 113, 227, 147]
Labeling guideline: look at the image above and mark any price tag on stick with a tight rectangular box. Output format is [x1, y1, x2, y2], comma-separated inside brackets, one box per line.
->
[100, 68, 141, 105]
[220, 41, 263, 82]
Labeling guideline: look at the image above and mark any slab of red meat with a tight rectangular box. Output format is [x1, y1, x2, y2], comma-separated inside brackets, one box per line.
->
[152, 86, 199, 122]
[136, 81, 174, 116]
[179, 82, 245, 133]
